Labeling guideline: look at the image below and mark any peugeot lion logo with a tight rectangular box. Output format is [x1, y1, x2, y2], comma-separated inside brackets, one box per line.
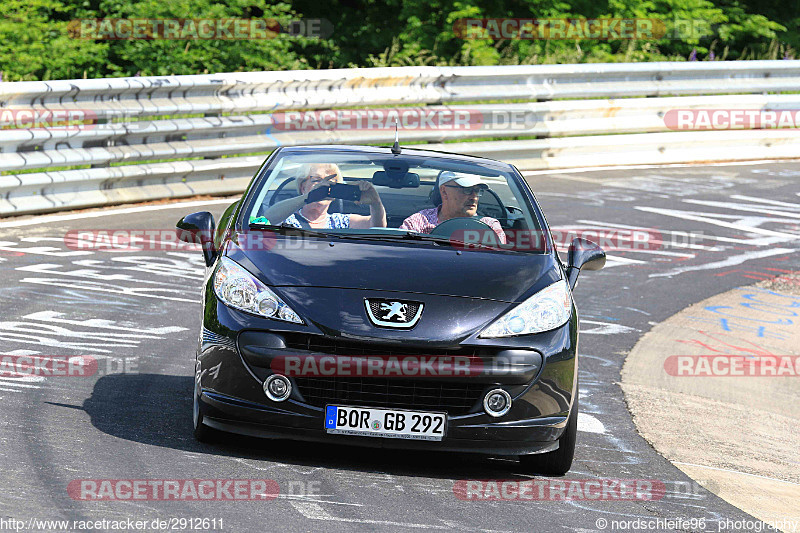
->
[365, 299, 424, 328]
[380, 302, 407, 321]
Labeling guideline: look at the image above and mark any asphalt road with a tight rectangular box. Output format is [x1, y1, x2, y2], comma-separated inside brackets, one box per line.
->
[0, 160, 798, 532]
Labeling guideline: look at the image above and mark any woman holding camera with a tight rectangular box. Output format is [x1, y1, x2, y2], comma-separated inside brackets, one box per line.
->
[261, 163, 386, 229]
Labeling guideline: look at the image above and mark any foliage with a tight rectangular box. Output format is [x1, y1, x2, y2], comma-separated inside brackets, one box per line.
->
[87, 0, 322, 76]
[0, 0, 796, 81]
[0, 0, 107, 80]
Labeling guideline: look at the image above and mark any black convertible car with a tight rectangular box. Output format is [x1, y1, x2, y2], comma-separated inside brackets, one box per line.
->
[177, 144, 604, 475]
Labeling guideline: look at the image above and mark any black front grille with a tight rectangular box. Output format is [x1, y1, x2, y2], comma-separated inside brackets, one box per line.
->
[282, 334, 486, 415]
[366, 299, 422, 325]
[295, 377, 485, 415]
[282, 333, 474, 357]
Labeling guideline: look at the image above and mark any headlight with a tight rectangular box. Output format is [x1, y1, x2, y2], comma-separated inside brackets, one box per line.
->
[479, 279, 571, 338]
[213, 257, 303, 324]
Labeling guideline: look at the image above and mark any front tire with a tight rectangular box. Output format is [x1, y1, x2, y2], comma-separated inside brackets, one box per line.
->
[193, 380, 220, 443]
[519, 386, 578, 476]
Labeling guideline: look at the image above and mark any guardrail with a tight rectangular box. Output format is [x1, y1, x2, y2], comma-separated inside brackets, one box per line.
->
[2, 61, 800, 216]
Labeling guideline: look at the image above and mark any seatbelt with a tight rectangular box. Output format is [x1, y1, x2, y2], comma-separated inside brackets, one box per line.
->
[291, 212, 314, 229]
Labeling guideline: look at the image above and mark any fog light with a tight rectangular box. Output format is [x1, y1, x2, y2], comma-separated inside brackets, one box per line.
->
[264, 374, 291, 402]
[483, 389, 512, 417]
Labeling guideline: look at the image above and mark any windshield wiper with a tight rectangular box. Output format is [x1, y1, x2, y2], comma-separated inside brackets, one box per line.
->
[405, 232, 500, 250]
[342, 231, 499, 250]
[247, 225, 501, 250]
[247, 223, 335, 239]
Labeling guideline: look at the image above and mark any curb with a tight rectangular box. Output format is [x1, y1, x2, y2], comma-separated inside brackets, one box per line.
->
[620, 275, 800, 533]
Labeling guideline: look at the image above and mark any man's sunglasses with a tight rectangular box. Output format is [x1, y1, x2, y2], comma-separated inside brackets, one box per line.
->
[444, 185, 485, 197]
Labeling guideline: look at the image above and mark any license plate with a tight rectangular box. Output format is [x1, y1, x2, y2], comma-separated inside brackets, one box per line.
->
[325, 405, 446, 441]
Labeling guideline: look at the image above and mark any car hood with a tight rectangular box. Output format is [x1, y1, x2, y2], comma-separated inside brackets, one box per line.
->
[228, 233, 560, 303]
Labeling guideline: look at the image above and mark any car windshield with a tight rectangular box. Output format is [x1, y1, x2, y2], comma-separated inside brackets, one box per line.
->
[243, 149, 548, 253]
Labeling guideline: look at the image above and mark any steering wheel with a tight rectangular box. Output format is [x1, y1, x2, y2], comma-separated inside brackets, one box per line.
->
[268, 177, 297, 207]
[429, 217, 498, 244]
[478, 188, 509, 224]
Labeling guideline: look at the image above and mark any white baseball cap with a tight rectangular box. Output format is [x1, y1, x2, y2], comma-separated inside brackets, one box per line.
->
[438, 171, 488, 189]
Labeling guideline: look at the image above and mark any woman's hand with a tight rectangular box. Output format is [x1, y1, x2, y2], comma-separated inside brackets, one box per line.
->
[348, 181, 387, 229]
[303, 180, 333, 204]
[356, 181, 382, 206]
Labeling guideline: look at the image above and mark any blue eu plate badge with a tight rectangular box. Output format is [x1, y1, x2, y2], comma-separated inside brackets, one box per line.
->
[325, 406, 337, 429]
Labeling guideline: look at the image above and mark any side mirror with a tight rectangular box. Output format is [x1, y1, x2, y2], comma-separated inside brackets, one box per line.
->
[176, 211, 216, 267]
[566, 237, 605, 289]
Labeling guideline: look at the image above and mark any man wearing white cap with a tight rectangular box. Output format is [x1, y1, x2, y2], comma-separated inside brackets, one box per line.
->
[399, 172, 507, 243]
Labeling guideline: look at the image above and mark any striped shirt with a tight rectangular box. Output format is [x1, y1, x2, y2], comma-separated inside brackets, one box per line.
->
[400, 208, 507, 243]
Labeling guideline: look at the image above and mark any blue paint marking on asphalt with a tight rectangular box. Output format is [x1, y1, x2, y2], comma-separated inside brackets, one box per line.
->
[688, 315, 786, 340]
[704, 305, 793, 325]
[325, 405, 337, 428]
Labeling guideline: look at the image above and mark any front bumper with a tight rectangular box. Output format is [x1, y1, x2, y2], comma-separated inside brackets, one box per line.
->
[201, 390, 564, 455]
[196, 294, 579, 456]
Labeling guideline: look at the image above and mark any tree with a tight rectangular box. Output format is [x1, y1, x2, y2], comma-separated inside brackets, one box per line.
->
[0, 0, 107, 81]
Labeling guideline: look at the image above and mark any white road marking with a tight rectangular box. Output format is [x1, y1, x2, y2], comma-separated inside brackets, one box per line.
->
[0, 374, 45, 383]
[16, 263, 181, 287]
[0, 312, 187, 353]
[578, 219, 773, 246]
[635, 207, 798, 240]
[0, 241, 93, 257]
[288, 500, 443, 529]
[0, 378, 41, 389]
[556, 251, 647, 268]
[575, 220, 723, 251]
[613, 249, 695, 258]
[649, 248, 794, 278]
[730, 195, 800, 209]
[577, 413, 606, 434]
[274, 494, 363, 506]
[602, 255, 648, 266]
[580, 320, 636, 335]
[22, 311, 186, 335]
[19, 278, 198, 303]
[684, 199, 800, 219]
[289, 501, 333, 520]
[551, 224, 698, 257]
[0, 331, 136, 353]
